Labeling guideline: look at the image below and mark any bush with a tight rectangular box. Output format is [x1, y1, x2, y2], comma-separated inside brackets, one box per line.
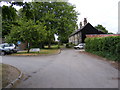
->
[66, 43, 74, 48]
[85, 36, 120, 61]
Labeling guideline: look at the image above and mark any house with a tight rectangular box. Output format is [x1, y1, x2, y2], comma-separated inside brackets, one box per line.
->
[69, 18, 104, 45]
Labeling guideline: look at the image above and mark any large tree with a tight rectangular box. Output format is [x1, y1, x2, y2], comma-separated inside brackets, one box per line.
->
[18, 2, 78, 46]
[3, 1, 79, 48]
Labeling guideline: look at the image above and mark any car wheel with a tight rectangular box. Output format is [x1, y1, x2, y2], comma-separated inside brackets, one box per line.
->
[77, 47, 80, 49]
[14, 51, 17, 53]
[1, 51, 5, 56]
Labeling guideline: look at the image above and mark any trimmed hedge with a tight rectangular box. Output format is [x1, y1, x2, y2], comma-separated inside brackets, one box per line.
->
[85, 36, 120, 61]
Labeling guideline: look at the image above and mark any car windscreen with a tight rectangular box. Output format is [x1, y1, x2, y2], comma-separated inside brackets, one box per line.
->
[0, 44, 9, 48]
[0, 44, 3, 48]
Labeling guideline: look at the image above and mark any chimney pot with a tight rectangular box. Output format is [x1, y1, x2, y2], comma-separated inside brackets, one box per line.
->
[84, 18, 87, 25]
[80, 22, 82, 29]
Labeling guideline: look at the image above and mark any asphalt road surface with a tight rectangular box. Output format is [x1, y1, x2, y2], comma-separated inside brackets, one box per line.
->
[2, 49, 119, 88]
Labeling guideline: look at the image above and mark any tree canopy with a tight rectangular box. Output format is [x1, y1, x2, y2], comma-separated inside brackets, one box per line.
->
[18, 2, 78, 43]
[2, 1, 79, 49]
[95, 24, 108, 34]
[2, 5, 17, 37]
[6, 19, 47, 52]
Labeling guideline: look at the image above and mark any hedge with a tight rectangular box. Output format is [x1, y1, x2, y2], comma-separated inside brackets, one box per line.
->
[85, 36, 120, 61]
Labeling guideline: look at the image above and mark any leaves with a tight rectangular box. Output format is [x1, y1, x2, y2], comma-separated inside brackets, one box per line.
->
[95, 24, 108, 34]
[18, 2, 78, 43]
[6, 19, 47, 44]
[4, 2, 78, 48]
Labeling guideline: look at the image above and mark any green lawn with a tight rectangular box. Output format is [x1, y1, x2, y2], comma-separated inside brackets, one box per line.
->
[11, 49, 60, 56]
[44, 44, 65, 49]
[10, 44, 66, 56]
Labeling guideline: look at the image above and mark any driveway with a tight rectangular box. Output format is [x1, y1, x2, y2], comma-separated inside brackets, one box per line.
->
[2, 49, 119, 88]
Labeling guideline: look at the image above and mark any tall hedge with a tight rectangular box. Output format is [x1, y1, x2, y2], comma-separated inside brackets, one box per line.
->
[85, 36, 120, 61]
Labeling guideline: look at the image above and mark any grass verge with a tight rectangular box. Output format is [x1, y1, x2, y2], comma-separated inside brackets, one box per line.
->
[11, 49, 60, 56]
[0, 64, 2, 89]
[0, 64, 20, 88]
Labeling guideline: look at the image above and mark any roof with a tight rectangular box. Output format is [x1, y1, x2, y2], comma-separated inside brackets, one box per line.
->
[69, 23, 91, 36]
[69, 23, 104, 37]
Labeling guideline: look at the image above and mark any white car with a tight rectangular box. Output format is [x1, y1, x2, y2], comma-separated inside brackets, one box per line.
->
[0, 43, 18, 55]
[74, 43, 85, 49]
[5, 43, 18, 53]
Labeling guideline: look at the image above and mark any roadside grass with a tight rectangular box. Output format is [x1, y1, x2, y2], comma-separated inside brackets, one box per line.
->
[0, 64, 2, 78]
[2, 63, 10, 87]
[0, 64, 2, 89]
[44, 44, 65, 49]
[44, 45, 59, 49]
[1, 63, 20, 88]
[11, 45, 66, 56]
[11, 49, 60, 56]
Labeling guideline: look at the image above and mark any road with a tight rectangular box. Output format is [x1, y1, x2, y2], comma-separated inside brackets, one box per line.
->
[2, 49, 119, 88]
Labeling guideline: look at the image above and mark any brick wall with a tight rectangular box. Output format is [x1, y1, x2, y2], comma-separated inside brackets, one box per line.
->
[18, 42, 27, 50]
[86, 34, 120, 38]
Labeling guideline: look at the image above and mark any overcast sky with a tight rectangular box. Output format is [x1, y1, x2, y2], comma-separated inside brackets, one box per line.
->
[1, 0, 119, 33]
[68, 0, 119, 33]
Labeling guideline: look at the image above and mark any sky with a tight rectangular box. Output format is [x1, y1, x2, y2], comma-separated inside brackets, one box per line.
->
[0, 0, 120, 34]
[68, 0, 120, 33]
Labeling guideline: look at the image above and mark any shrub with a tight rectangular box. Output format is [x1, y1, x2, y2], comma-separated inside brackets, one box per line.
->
[85, 36, 120, 61]
[66, 43, 74, 48]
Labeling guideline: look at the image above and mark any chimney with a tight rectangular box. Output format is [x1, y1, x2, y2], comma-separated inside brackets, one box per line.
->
[84, 18, 87, 25]
[80, 22, 82, 29]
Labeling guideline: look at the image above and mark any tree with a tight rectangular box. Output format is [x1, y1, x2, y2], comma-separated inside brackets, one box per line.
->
[95, 24, 108, 34]
[6, 19, 47, 53]
[2, 5, 17, 37]
[18, 2, 78, 46]
[0, 7, 2, 41]
[3, 1, 78, 48]
[52, 2, 78, 43]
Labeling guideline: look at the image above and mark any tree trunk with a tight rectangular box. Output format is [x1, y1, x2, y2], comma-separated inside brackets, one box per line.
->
[48, 42, 51, 49]
[39, 43, 44, 49]
[58, 41, 60, 49]
[27, 48, 30, 53]
[27, 42, 30, 53]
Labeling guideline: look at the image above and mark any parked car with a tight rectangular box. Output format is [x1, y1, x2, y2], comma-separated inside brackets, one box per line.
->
[74, 43, 85, 49]
[0, 43, 18, 55]
[5, 43, 18, 53]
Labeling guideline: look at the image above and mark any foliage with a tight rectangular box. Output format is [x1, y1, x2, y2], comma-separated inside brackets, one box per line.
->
[0, 7, 2, 38]
[6, 19, 47, 52]
[66, 42, 74, 48]
[85, 36, 120, 61]
[2, 5, 17, 37]
[94, 24, 108, 34]
[18, 2, 79, 44]
[2, 5, 17, 21]
[3, 1, 78, 49]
